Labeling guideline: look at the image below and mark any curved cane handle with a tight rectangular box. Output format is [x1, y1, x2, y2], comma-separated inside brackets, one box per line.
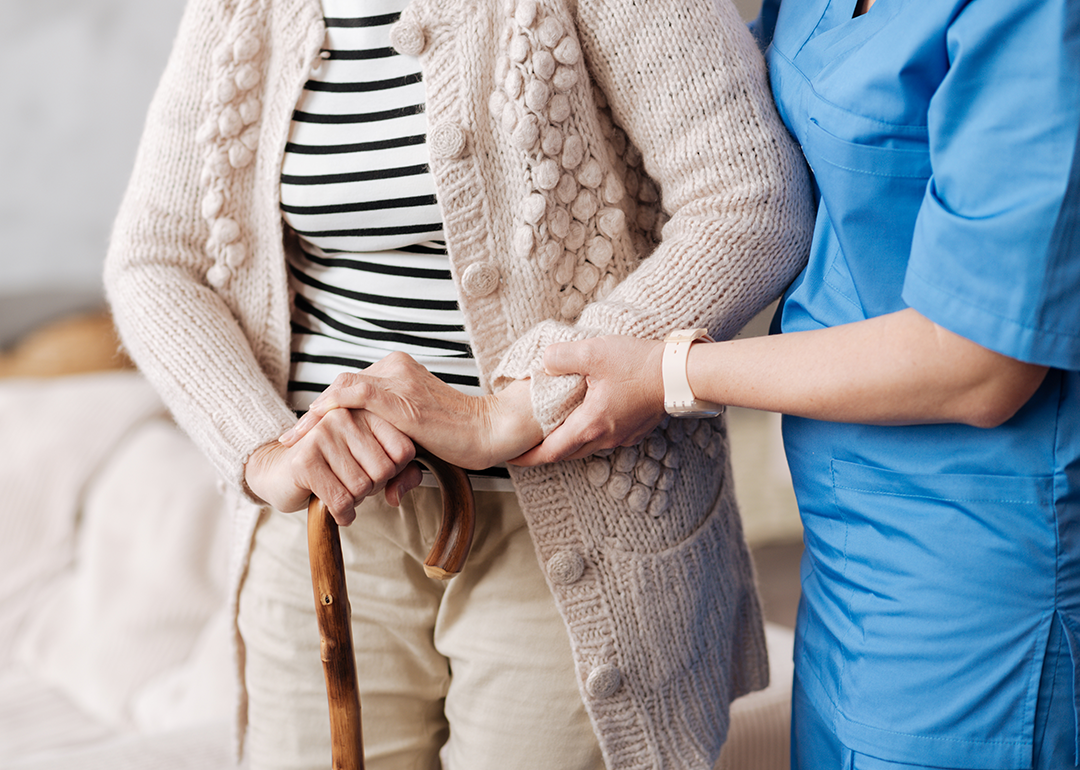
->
[412, 446, 477, 580]
[307, 449, 475, 770]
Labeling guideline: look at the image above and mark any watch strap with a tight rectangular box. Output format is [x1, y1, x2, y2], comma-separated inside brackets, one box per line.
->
[662, 328, 725, 417]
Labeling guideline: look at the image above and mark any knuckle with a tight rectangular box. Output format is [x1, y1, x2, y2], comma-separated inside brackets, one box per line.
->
[330, 371, 367, 397]
[323, 407, 354, 429]
[334, 371, 373, 399]
[339, 379, 375, 405]
[327, 488, 356, 515]
[288, 448, 317, 478]
[347, 475, 373, 500]
[385, 437, 416, 468]
[368, 456, 398, 486]
[357, 379, 378, 400]
[329, 372, 352, 391]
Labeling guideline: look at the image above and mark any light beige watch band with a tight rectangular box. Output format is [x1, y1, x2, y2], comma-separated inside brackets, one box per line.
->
[662, 328, 725, 417]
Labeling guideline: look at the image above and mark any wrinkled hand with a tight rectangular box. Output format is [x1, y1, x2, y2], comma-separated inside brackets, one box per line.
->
[278, 351, 543, 471]
[245, 407, 420, 526]
[512, 335, 667, 465]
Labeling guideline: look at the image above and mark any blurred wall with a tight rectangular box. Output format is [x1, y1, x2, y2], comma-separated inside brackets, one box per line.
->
[732, 0, 763, 21]
[0, 0, 762, 318]
[0, 1, 187, 299]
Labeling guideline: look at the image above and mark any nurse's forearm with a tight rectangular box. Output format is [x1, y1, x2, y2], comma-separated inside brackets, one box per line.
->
[514, 308, 1049, 465]
[689, 308, 1047, 427]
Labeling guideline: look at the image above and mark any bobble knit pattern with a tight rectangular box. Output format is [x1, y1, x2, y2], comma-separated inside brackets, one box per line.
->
[484, 0, 636, 327]
[105, 0, 814, 767]
[197, 1, 267, 289]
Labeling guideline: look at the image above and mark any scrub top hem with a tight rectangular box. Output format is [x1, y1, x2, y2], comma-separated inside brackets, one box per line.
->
[795, 648, 1034, 770]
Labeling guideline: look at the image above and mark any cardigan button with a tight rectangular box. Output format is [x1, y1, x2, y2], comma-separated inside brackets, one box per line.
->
[389, 20, 426, 56]
[546, 551, 585, 585]
[428, 121, 468, 159]
[586, 664, 622, 699]
[460, 263, 500, 298]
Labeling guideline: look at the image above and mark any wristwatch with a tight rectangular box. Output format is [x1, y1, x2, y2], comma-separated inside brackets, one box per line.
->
[662, 328, 725, 417]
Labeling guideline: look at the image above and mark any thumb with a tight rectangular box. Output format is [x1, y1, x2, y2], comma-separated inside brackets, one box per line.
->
[543, 339, 588, 377]
[384, 462, 424, 507]
[509, 409, 591, 466]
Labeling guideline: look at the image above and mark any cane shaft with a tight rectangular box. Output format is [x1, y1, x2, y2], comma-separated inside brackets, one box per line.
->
[308, 496, 365, 770]
[307, 449, 475, 769]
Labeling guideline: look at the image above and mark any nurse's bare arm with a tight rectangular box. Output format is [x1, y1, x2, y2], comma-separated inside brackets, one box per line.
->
[514, 308, 1049, 464]
[244, 408, 419, 526]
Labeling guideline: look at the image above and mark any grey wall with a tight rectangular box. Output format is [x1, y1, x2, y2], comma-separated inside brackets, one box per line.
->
[0, 0, 761, 310]
[0, 0, 186, 299]
[733, 0, 763, 21]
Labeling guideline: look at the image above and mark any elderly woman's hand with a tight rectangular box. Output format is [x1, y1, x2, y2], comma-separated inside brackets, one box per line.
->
[278, 351, 543, 473]
[245, 407, 420, 526]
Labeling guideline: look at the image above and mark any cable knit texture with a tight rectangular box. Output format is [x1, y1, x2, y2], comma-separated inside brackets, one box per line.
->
[105, 0, 814, 767]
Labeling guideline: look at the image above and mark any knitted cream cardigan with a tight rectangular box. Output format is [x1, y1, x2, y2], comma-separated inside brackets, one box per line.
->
[105, 0, 813, 766]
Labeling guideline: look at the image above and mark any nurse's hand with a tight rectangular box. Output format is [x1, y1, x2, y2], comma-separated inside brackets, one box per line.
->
[512, 335, 667, 466]
[244, 408, 420, 526]
[278, 352, 544, 474]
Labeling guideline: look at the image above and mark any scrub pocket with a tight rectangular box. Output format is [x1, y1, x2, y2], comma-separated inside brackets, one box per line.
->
[799, 458, 1058, 768]
[798, 116, 931, 319]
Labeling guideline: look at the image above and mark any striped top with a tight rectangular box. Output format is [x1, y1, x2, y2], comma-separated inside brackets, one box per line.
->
[281, 0, 479, 409]
[281, 0, 509, 488]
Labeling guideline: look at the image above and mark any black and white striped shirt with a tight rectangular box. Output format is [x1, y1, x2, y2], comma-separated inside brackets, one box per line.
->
[281, 0, 481, 409]
[281, 0, 510, 488]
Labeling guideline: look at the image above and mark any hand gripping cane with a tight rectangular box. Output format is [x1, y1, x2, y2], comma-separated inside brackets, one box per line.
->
[306, 448, 476, 770]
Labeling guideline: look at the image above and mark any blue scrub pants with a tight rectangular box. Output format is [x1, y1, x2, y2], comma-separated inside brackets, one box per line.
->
[791, 614, 1077, 769]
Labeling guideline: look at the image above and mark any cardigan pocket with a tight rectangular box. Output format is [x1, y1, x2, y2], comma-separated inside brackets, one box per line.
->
[576, 417, 730, 556]
[600, 476, 763, 758]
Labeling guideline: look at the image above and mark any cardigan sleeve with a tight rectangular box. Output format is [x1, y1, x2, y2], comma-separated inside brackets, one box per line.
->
[492, 0, 814, 434]
[104, 0, 299, 494]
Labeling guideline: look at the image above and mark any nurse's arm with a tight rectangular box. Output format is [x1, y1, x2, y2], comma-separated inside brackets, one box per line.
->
[513, 308, 1048, 465]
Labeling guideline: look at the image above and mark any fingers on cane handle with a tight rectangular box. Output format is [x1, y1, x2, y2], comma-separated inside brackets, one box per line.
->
[412, 446, 477, 580]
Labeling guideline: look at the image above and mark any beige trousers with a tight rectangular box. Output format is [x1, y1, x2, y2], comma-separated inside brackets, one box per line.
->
[238, 486, 604, 770]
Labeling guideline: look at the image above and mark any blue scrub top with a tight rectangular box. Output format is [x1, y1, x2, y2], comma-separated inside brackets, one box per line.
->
[758, 0, 1080, 766]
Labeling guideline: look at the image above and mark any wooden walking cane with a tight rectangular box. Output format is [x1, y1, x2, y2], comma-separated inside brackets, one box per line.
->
[306, 447, 476, 770]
